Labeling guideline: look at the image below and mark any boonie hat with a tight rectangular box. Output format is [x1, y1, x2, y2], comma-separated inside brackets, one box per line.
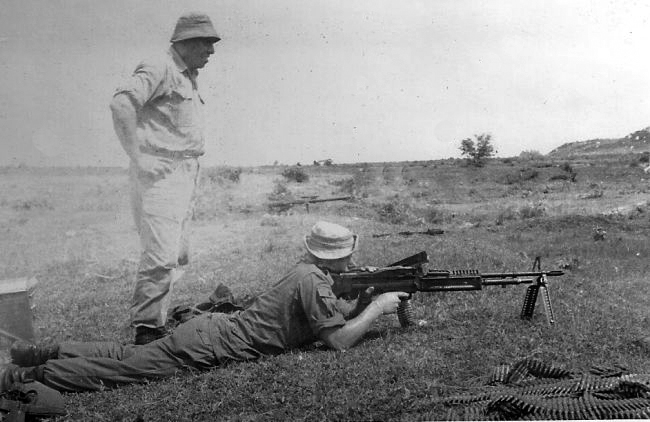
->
[170, 12, 221, 43]
[304, 221, 358, 260]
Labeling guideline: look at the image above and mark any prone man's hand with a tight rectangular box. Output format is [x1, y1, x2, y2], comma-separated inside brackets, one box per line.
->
[358, 286, 374, 306]
[135, 154, 173, 177]
[351, 286, 374, 316]
[372, 292, 410, 315]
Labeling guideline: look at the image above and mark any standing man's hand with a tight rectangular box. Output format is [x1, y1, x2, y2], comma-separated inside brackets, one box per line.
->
[110, 93, 172, 177]
[135, 154, 173, 177]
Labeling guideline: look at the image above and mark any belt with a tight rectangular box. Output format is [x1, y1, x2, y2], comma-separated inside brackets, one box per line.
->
[140, 146, 204, 160]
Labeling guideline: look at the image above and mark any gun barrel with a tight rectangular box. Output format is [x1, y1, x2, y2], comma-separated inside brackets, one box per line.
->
[482, 270, 564, 278]
[481, 277, 535, 286]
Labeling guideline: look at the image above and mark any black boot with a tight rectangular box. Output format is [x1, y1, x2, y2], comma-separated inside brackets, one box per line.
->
[0, 363, 34, 393]
[10, 341, 60, 367]
[134, 326, 168, 345]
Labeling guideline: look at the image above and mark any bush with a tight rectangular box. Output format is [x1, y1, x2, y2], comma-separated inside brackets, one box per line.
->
[331, 171, 375, 198]
[331, 177, 356, 195]
[519, 202, 546, 219]
[560, 162, 573, 174]
[549, 174, 571, 181]
[282, 167, 309, 183]
[11, 198, 54, 211]
[266, 181, 294, 212]
[520, 168, 539, 181]
[203, 167, 242, 185]
[559, 162, 577, 182]
[423, 206, 447, 225]
[639, 152, 650, 164]
[501, 168, 538, 185]
[220, 168, 242, 183]
[519, 150, 545, 161]
[372, 198, 414, 225]
[269, 181, 290, 198]
[495, 207, 518, 225]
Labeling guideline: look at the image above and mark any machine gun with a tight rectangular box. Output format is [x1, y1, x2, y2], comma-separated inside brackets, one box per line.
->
[331, 252, 563, 327]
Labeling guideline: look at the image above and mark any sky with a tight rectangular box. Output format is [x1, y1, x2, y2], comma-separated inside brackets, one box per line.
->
[1, 0, 650, 167]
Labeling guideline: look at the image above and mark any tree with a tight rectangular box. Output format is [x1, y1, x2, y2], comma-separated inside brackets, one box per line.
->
[459, 133, 496, 166]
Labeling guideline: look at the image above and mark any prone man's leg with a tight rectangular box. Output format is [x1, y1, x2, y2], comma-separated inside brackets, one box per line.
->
[39, 316, 215, 392]
[58, 341, 139, 361]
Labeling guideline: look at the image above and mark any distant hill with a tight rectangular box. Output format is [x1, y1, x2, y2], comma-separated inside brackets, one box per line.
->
[548, 127, 650, 157]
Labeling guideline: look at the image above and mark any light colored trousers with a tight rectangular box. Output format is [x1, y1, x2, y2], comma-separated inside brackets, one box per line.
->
[129, 157, 199, 328]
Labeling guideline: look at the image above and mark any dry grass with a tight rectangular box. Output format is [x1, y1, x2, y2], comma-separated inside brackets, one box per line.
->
[0, 157, 648, 420]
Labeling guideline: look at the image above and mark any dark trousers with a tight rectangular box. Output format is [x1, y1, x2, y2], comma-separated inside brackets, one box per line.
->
[40, 316, 215, 392]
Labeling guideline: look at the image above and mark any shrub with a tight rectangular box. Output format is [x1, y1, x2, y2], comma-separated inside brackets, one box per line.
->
[520, 168, 539, 181]
[373, 198, 414, 224]
[331, 171, 375, 198]
[330, 177, 355, 195]
[11, 198, 54, 211]
[559, 162, 577, 182]
[580, 189, 604, 200]
[270, 181, 290, 197]
[423, 206, 447, 225]
[266, 181, 293, 212]
[410, 190, 430, 199]
[549, 174, 571, 181]
[203, 167, 242, 185]
[501, 173, 520, 185]
[639, 152, 650, 164]
[495, 207, 518, 225]
[561, 162, 573, 174]
[282, 167, 309, 183]
[519, 202, 546, 219]
[220, 168, 242, 183]
[519, 150, 545, 161]
[500, 168, 538, 185]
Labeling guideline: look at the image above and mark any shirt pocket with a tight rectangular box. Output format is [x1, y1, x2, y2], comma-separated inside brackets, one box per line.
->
[168, 87, 194, 128]
[316, 285, 336, 300]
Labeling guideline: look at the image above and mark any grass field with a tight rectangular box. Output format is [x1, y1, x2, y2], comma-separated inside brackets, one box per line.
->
[0, 154, 649, 421]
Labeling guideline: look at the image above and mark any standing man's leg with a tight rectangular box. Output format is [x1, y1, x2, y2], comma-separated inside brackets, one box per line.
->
[130, 158, 199, 344]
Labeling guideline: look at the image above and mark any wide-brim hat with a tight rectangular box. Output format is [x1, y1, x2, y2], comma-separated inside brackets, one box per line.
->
[304, 221, 358, 260]
[170, 12, 221, 43]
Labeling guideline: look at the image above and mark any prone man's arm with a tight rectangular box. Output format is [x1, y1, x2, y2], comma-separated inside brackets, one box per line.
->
[319, 302, 384, 351]
[319, 291, 408, 351]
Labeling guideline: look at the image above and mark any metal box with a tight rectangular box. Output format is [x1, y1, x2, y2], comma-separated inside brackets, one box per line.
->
[0, 277, 38, 344]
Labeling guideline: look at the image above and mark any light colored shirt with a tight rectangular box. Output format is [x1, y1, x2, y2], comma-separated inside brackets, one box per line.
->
[209, 263, 347, 362]
[114, 47, 206, 155]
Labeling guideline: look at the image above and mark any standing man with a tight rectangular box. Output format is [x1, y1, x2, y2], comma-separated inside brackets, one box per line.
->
[109, 12, 220, 345]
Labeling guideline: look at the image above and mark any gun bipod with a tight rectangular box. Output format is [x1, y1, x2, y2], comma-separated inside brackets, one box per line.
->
[520, 257, 555, 325]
